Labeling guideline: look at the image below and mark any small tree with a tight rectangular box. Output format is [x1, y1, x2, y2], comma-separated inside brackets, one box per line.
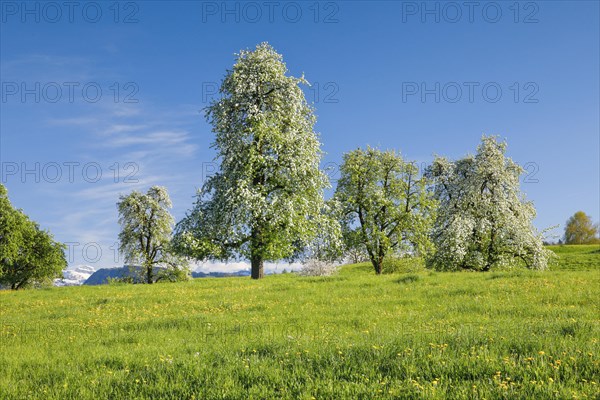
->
[334, 147, 436, 274]
[426, 136, 553, 271]
[564, 211, 599, 244]
[0, 184, 66, 289]
[174, 43, 334, 279]
[298, 259, 338, 277]
[117, 186, 188, 284]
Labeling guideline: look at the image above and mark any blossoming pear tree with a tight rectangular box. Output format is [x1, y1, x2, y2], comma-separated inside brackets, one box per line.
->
[117, 186, 189, 284]
[174, 43, 336, 279]
[426, 136, 553, 271]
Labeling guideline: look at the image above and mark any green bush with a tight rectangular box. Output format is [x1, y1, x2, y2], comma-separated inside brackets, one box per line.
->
[381, 256, 425, 274]
[107, 276, 135, 285]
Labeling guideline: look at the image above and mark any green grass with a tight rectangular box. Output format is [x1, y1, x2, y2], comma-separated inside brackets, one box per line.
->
[547, 244, 600, 271]
[0, 245, 598, 399]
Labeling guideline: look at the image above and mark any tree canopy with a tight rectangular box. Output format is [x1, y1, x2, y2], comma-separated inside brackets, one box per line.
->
[0, 184, 66, 289]
[334, 147, 436, 274]
[564, 211, 599, 244]
[174, 43, 334, 279]
[117, 186, 188, 284]
[426, 136, 552, 271]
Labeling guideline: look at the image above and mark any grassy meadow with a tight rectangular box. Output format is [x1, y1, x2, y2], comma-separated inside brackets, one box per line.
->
[0, 245, 598, 399]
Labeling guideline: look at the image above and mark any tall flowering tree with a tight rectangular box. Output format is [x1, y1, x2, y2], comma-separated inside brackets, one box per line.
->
[426, 136, 552, 271]
[175, 43, 335, 279]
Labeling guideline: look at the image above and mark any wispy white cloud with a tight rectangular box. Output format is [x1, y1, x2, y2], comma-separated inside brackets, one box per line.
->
[107, 130, 192, 147]
[113, 106, 142, 117]
[101, 123, 149, 135]
[47, 116, 100, 126]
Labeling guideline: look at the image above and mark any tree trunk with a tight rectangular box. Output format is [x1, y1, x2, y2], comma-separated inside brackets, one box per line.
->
[371, 242, 387, 275]
[375, 258, 383, 275]
[251, 254, 264, 279]
[484, 223, 497, 272]
[146, 264, 153, 284]
[369, 255, 383, 275]
[13, 278, 27, 290]
[250, 226, 264, 279]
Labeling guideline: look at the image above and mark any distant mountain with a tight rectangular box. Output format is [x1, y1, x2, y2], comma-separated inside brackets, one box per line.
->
[192, 270, 251, 278]
[54, 265, 96, 286]
[83, 266, 252, 285]
[84, 266, 143, 285]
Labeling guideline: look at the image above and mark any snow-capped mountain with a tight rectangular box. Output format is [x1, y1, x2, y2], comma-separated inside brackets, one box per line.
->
[54, 265, 96, 286]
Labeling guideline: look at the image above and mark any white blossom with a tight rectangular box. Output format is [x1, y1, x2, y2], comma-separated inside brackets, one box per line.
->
[426, 136, 553, 271]
[174, 43, 339, 278]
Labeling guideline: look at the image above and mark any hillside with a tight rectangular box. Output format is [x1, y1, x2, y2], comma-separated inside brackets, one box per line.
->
[0, 245, 598, 399]
[547, 244, 600, 270]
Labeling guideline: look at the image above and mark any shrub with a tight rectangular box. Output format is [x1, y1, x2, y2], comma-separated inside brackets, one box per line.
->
[381, 257, 425, 274]
[155, 266, 191, 283]
[107, 276, 135, 285]
[298, 259, 338, 277]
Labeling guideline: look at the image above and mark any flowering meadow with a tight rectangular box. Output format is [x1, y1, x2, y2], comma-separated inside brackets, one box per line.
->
[0, 245, 598, 399]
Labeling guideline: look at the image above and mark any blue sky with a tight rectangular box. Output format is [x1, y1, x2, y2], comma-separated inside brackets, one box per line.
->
[1, 1, 598, 269]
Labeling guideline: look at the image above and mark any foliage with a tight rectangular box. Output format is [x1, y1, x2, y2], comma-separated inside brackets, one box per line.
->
[381, 256, 425, 274]
[106, 276, 135, 285]
[334, 147, 436, 274]
[174, 43, 335, 279]
[117, 186, 188, 284]
[341, 224, 370, 264]
[293, 199, 344, 263]
[155, 265, 191, 283]
[564, 211, 599, 244]
[426, 136, 554, 271]
[0, 246, 597, 398]
[297, 259, 339, 277]
[0, 184, 20, 278]
[0, 184, 66, 289]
